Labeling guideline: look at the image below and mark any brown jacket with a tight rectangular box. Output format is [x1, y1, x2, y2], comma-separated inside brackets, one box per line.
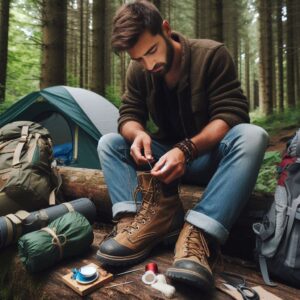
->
[118, 32, 249, 142]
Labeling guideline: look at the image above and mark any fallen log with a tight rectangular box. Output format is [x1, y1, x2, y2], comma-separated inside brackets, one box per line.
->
[58, 166, 273, 260]
[58, 166, 273, 217]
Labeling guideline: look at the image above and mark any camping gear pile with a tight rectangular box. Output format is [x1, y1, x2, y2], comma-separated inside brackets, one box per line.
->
[18, 211, 94, 273]
[0, 121, 61, 211]
[0, 115, 101, 273]
[253, 129, 300, 288]
[0, 197, 96, 249]
[0, 86, 119, 169]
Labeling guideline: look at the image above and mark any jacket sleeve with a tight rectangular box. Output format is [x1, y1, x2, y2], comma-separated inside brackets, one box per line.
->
[206, 45, 250, 127]
[118, 61, 148, 132]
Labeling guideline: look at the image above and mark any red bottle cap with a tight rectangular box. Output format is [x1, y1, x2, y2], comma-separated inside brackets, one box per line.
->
[145, 262, 159, 274]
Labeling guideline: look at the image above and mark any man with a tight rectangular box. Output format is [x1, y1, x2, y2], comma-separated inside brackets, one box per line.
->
[97, 0, 268, 291]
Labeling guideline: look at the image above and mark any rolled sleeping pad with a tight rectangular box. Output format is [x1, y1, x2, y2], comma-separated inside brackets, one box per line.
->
[0, 198, 96, 249]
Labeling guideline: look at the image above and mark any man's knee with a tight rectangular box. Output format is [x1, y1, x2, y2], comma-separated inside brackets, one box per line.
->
[232, 124, 269, 150]
[97, 133, 125, 155]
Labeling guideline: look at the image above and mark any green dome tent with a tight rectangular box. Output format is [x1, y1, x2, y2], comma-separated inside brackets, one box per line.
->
[0, 86, 119, 169]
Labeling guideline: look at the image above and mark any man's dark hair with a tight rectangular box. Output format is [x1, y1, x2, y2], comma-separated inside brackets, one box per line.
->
[111, 0, 163, 54]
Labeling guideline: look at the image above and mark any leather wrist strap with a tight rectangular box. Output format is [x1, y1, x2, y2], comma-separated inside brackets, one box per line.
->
[174, 138, 198, 164]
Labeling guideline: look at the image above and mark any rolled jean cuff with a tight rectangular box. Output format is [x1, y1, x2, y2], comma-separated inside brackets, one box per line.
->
[185, 210, 229, 244]
[112, 201, 140, 218]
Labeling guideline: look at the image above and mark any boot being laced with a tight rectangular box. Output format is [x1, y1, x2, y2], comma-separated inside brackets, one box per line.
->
[97, 172, 184, 266]
[123, 176, 159, 235]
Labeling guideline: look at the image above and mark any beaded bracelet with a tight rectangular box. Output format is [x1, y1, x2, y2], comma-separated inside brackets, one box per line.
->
[174, 138, 198, 164]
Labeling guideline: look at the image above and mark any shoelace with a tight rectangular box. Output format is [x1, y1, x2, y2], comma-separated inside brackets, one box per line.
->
[104, 216, 133, 240]
[183, 225, 210, 263]
[124, 176, 159, 234]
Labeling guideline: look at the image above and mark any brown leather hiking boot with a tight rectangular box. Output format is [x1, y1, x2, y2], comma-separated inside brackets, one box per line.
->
[166, 222, 216, 290]
[103, 213, 135, 241]
[97, 172, 184, 266]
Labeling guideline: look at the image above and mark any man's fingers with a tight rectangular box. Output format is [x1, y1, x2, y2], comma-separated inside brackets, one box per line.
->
[142, 140, 153, 160]
[130, 145, 147, 164]
[151, 157, 167, 172]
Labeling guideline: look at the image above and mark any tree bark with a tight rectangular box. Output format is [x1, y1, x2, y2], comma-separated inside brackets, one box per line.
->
[58, 166, 272, 219]
[84, 0, 90, 89]
[276, 0, 284, 112]
[0, 0, 10, 102]
[223, 0, 239, 72]
[245, 38, 251, 108]
[91, 0, 106, 95]
[294, 0, 300, 105]
[286, 0, 296, 107]
[79, 0, 84, 88]
[258, 0, 273, 115]
[40, 0, 67, 89]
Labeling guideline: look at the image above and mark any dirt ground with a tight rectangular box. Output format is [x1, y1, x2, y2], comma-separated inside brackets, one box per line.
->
[266, 125, 299, 153]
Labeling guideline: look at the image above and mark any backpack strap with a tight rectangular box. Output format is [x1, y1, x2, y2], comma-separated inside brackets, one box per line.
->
[4, 215, 14, 246]
[4, 210, 30, 245]
[258, 254, 277, 287]
[48, 165, 63, 206]
[62, 202, 75, 212]
[295, 130, 300, 157]
[252, 204, 276, 241]
[284, 195, 300, 244]
[12, 125, 29, 166]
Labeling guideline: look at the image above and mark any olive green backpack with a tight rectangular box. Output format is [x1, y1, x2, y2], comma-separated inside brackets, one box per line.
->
[0, 121, 62, 212]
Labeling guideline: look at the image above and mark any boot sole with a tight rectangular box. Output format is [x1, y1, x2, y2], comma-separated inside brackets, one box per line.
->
[166, 267, 214, 290]
[96, 230, 179, 267]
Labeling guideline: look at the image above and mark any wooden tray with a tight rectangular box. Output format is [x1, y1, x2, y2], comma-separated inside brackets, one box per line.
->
[61, 263, 113, 296]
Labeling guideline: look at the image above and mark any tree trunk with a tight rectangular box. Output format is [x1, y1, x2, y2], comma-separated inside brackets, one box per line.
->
[195, 0, 200, 38]
[245, 38, 251, 108]
[58, 166, 273, 219]
[286, 0, 296, 107]
[66, 1, 80, 86]
[212, 0, 223, 42]
[294, 0, 300, 105]
[0, 0, 10, 102]
[104, 1, 113, 92]
[199, 0, 209, 38]
[79, 0, 84, 88]
[91, 0, 106, 95]
[40, 0, 67, 89]
[223, 0, 239, 72]
[258, 0, 273, 115]
[276, 0, 284, 111]
[84, 0, 90, 89]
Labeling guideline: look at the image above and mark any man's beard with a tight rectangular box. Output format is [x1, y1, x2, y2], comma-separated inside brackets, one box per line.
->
[152, 34, 174, 76]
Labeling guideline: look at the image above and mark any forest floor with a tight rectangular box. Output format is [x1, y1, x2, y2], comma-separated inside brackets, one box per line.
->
[266, 124, 298, 152]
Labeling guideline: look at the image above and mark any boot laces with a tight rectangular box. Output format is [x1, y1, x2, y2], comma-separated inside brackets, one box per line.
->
[104, 215, 133, 240]
[183, 225, 210, 263]
[124, 176, 159, 234]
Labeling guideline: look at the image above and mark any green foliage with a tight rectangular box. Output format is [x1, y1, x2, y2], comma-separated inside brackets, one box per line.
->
[250, 108, 300, 134]
[0, 100, 15, 115]
[255, 151, 282, 193]
[105, 85, 122, 108]
[5, 0, 41, 103]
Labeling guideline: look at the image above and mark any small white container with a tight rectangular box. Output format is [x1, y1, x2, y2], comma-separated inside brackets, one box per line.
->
[79, 266, 97, 279]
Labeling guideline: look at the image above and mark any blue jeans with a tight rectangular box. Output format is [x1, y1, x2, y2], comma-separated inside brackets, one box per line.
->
[97, 124, 268, 244]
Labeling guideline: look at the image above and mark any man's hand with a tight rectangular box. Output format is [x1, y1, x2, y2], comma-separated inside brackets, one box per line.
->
[151, 147, 186, 184]
[130, 131, 154, 165]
